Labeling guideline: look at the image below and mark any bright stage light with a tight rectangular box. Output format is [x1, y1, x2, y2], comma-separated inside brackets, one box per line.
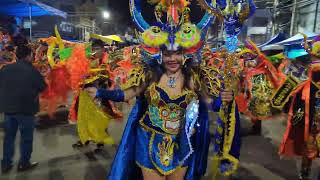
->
[103, 11, 110, 19]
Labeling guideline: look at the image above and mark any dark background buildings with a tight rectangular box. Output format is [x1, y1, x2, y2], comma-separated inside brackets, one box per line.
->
[4, 0, 318, 43]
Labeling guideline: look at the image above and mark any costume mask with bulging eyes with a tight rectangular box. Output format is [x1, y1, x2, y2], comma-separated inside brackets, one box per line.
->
[142, 26, 169, 47]
[175, 23, 201, 49]
[130, 0, 215, 60]
[142, 23, 201, 52]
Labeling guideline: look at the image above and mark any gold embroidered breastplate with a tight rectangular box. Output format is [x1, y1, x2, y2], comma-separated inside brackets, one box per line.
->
[140, 83, 197, 135]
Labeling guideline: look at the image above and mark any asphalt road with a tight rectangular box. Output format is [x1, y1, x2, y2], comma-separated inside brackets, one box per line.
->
[0, 106, 319, 180]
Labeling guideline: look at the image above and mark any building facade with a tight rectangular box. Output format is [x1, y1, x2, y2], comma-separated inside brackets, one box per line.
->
[296, 1, 320, 33]
[28, 0, 108, 41]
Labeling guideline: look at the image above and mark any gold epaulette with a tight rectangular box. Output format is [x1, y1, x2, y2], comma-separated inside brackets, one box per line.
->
[121, 66, 145, 90]
[200, 65, 221, 97]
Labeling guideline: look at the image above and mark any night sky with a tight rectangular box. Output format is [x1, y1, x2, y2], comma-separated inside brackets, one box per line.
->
[107, 0, 206, 27]
[107, 0, 131, 24]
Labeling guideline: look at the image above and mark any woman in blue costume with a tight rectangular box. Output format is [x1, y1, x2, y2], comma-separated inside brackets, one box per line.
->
[86, 0, 241, 179]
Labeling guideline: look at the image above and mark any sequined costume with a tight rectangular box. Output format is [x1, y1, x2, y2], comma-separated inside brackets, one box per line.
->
[106, 0, 213, 178]
[108, 83, 216, 179]
[68, 51, 122, 123]
[38, 30, 123, 145]
[236, 40, 285, 120]
[136, 83, 198, 174]
[108, 54, 225, 178]
[196, 0, 256, 176]
[273, 34, 320, 179]
[77, 90, 115, 145]
[71, 53, 123, 145]
[106, 0, 251, 178]
[279, 36, 320, 158]
[280, 71, 320, 158]
[106, 64, 241, 179]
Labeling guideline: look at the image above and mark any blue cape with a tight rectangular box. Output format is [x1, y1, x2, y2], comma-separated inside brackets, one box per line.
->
[108, 96, 211, 180]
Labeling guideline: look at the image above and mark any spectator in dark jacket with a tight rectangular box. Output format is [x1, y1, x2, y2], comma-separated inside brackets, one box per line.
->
[0, 45, 47, 174]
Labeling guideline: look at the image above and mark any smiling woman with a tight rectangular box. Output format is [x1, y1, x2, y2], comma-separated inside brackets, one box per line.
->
[83, 0, 238, 180]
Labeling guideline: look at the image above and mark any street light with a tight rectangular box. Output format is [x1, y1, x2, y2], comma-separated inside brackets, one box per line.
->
[103, 11, 110, 19]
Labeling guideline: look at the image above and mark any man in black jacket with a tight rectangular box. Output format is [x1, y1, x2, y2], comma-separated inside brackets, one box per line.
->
[0, 45, 47, 174]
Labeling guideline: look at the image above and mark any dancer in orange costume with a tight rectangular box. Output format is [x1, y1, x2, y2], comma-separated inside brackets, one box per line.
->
[277, 35, 320, 180]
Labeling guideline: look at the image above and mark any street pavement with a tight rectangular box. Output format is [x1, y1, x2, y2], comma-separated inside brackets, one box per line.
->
[0, 106, 319, 180]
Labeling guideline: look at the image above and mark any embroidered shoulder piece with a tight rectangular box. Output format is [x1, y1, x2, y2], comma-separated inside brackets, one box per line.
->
[271, 75, 300, 109]
[199, 66, 221, 97]
[121, 66, 146, 90]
